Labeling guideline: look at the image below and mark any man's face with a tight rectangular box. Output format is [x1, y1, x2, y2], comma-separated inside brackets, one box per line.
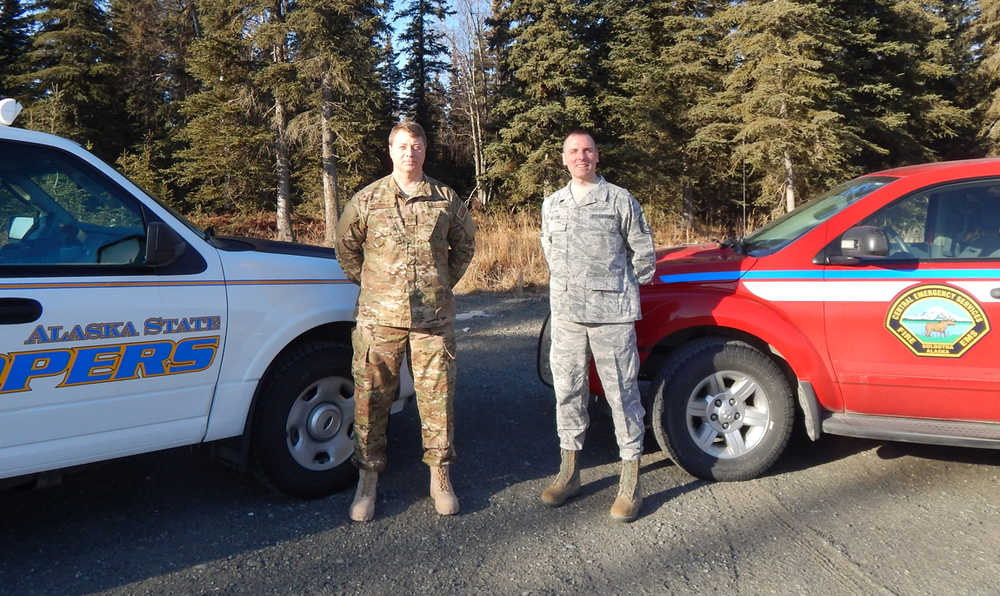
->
[389, 131, 426, 178]
[562, 133, 599, 182]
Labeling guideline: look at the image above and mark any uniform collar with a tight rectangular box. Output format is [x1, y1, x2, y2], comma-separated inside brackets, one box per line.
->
[392, 174, 432, 200]
[562, 176, 607, 206]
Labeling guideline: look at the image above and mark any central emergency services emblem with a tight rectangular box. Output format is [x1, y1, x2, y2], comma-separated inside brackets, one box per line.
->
[885, 284, 989, 357]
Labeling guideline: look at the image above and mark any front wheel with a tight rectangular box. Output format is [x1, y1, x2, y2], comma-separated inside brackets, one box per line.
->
[252, 341, 358, 498]
[652, 338, 793, 481]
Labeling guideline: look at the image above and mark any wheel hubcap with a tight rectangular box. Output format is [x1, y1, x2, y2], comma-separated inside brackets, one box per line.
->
[286, 376, 355, 471]
[306, 403, 343, 441]
[685, 370, 771, 459]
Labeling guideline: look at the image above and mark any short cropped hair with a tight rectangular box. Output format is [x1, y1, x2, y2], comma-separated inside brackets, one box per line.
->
[563, 129, 597, 151]
[389, 121, 428, 145]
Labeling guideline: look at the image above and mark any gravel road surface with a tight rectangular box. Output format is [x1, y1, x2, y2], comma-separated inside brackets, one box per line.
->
[1, 292, 998, 595]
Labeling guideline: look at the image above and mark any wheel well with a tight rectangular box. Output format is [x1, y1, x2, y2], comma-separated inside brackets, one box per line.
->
[224, 322, 355, 474]
[641, 326, 798, 403]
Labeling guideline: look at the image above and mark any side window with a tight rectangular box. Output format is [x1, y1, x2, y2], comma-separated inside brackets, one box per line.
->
[831, 181, 1000, 261]
[857, 193, 930, 259]
[0, 141, 146, 266]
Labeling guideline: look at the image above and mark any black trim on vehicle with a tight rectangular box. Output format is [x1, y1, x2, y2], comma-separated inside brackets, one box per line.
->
[213, 235, 336, 259]
[0, 298, 42, 324]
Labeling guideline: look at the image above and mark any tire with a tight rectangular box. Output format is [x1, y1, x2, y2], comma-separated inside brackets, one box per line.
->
[651, 337, 793, 481]
[252, 340, 358, 498]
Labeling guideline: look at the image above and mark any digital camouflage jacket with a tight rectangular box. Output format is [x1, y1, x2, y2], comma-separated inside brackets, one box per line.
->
[541, 177, 656, 323]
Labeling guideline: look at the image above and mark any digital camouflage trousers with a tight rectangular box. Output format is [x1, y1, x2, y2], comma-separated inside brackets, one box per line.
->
[550, 318, 645, 460]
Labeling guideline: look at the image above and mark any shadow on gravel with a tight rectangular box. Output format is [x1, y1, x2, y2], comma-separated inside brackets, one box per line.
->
[765, 434, 879, 478]
[873, 440, 1000, 465]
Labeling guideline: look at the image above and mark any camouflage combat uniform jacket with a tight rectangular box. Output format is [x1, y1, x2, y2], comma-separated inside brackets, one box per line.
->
[541, 177, 656, 323]
[336, 174, 476, 328]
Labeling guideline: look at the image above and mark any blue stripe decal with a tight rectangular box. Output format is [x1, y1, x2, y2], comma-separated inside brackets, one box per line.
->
[0, 279, 354, 291]
[659, 269, 1000, 284]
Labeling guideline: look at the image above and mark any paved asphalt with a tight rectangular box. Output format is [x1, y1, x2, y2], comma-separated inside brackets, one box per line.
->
[1, 292, 998, 595]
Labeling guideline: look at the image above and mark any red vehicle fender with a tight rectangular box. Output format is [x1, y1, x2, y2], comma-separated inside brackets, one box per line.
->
[631, 286, 845, 414]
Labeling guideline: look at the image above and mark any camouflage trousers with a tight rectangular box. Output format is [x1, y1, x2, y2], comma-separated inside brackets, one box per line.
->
[550, 318, 645, 460]
[351, 321, 456, 472]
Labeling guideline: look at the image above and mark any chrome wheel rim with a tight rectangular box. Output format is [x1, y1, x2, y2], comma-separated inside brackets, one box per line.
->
[684, 369, 771, 459]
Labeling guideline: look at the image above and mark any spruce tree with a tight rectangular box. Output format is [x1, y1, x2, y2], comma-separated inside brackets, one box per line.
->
[0, 0, 30, 100]
[396, 0, 454, 140]
[603, 0, 728, 230]
[290, 0, 391, 242]
[974, 0, 1000, 154]
[16, 0, 128, 161]
[485, 0, 597, 206]
[171, 0, 276, 217]
[827, 0, 970, 169]
[110, 0, 201, 204]
[691, 0, 866, 214]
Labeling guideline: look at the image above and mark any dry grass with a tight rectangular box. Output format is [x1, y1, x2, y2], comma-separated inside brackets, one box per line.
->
[453, 206, 719, 294]
[454, 210, 549, 294]
[190, 206, 721, 294]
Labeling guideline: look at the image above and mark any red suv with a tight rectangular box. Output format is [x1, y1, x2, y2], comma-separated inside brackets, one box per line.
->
[541, 158, 1000, 481]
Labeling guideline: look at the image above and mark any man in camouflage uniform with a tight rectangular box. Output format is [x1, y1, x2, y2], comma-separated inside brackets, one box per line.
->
[539, 130, 656, 522]
[335, 121, 476, 522]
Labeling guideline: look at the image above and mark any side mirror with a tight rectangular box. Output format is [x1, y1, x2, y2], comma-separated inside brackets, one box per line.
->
[145, 221, 187, 267]
[840, 225, 889, 258]
[8, 216, 34, 240]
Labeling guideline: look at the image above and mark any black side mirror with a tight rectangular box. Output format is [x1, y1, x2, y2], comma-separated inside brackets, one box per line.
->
[145, 221, 187, 267]
[841, 225, 889, 257]
[825, 225, 889, 265]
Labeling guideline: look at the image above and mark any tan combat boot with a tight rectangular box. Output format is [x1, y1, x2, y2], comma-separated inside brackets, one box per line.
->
[348, 468, 378, 522]
[609, 457, 642, 522]
[540, 448, 581, 507]
[430, 465, 460, 515]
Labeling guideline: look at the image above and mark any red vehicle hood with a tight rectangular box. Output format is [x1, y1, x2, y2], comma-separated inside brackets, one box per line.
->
[651, 242, 758, 285]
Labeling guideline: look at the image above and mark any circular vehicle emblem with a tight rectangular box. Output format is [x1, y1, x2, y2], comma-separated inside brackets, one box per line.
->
[885, 284, 990, 358]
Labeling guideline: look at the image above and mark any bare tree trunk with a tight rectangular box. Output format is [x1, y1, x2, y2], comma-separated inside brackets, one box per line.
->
[779, 97, 797, 213]
[274, 97, 294, 241]
[683, 179, 694, 244]
[321, 75, 340, 246]
[783, 149, 797, 213]
[449, 0, 491, 205]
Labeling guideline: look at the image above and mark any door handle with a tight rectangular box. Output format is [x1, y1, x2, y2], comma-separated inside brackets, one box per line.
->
[0, 298, 42, 324]
[992, 288, 1000, 300]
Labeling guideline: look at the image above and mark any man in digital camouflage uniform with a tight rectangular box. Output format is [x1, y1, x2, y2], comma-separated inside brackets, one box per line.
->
[335, 121, 476, 522]
[540, 130, 656, 522]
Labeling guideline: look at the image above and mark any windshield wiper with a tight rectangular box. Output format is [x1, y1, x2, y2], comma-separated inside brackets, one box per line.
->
[720, 236, 747, 254]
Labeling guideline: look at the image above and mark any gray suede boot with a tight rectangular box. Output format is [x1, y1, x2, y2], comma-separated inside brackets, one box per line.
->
[540, 449, 581, 507]
[609, 457, 642, 522]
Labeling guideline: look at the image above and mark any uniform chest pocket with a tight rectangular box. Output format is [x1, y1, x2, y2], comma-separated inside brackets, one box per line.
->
[367, 207, 400, 248]
[587, 212, 618, 233]
[415, 203, 449, 242]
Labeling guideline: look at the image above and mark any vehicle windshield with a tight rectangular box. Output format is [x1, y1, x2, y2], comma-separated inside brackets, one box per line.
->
[130, 183, 208, 240]
[742, 176, 897, 255]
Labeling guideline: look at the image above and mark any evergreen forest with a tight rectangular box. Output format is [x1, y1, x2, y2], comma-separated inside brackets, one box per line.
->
[3, 0, 1000, 240]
